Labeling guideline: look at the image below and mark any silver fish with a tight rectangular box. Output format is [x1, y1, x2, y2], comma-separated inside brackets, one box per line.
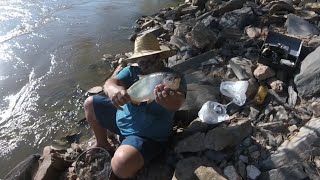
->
[127, 72, 181, 103]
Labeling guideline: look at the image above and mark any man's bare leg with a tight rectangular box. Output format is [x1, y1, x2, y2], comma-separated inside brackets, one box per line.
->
[84, 96, 113, 151]
[111, 145, 144, 179]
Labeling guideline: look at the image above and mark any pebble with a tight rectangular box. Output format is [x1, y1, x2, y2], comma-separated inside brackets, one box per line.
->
[246, 165, 261, 179]
[242, 137, 252, 147]
[248, 145, 258, 153]
[239, 155, 249, 164]
[224, 165, 241, 180]
[250, 151, 261, 160]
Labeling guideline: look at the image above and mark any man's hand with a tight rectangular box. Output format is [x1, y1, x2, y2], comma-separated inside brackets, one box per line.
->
[154, 84, 185, 111]
[109, 89, 131, 110]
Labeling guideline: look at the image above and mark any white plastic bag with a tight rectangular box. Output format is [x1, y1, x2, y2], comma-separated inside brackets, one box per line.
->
[220, 81, 248, 106]
[198, 101, 229, 124]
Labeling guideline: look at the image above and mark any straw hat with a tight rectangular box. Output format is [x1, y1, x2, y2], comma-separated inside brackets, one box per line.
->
[126, 33, 175, 63]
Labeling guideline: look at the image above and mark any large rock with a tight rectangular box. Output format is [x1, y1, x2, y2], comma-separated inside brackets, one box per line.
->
[294, 46, 320, 97]
[204, 120, 252, 151]
[174, 132, 206, 153]
[219, 7, 256, 30]
[285, 14, 320, 37]
[137, 156, 173, 180]
[172, 157, 226, 180]
[185, 22, 217, 49]
[4, 154, 41, 180]
[254, 64, 276, 81]
[170, 35, 188, 50]
[259, 163, 308, 180]
[216, 0, 247, 15]
[261, 118, 320, 173]
[34, 146, 72, 180]
[177, 83, 220, 123]
[229, 57, 254, 80]
[171, 50, 217, 73]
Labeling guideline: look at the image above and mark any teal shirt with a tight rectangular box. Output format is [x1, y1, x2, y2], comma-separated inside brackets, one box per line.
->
[115, 66, 187, 141]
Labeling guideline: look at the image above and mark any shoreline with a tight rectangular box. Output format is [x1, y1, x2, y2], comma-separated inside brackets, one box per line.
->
[5, 0, 320, 179]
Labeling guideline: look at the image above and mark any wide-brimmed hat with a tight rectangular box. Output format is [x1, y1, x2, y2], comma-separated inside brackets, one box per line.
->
[125, 33, 175, 63]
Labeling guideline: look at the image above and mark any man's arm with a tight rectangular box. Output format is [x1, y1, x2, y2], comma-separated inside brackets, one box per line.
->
[154, 84, 186, 111]
[104, 78, 131, 110]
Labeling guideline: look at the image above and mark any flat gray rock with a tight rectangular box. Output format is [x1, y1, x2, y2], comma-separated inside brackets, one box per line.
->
[294, 46, 320, 97]
[285, 14, 320, 37]
[262, 118, 320, 171]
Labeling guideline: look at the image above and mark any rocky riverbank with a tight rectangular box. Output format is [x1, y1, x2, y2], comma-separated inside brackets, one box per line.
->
[5, 0, 320, 179]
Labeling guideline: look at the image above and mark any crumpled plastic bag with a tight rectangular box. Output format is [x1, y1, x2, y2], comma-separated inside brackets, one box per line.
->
[220, 81, 248, 106]
[198, 101, 229, 124]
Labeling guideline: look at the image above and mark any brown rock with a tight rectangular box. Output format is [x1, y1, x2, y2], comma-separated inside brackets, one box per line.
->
[245, 26, 261, 39]
[311, 101, 320, 117]
[267, 79, 285, 93]
[253, 64, 276, 81]
[172, 157, 226, 180]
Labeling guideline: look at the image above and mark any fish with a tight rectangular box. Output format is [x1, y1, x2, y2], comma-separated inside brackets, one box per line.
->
[127, 72, 181, 103]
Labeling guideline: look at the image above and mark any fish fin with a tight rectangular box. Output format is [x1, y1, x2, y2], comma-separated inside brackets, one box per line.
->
[147, 99, 153, 104]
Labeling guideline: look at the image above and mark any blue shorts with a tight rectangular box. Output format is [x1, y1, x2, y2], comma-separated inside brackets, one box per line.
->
[92, 95, 167, 164]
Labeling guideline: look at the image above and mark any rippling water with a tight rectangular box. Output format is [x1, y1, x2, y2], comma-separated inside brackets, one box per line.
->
[0, 0, 181, 176]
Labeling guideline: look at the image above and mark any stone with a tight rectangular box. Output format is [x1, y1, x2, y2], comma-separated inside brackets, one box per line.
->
[205, 0, 222, 11]
[229, 57, 253, 80]
[250, 151, 261, 160]
[285, 14, 320, 37]
[205, 120, 252, 151]
[257, 121, 287, 133]
[163, 20, 175, 32]
[185, 118, 209, 133]
[192, 0, 207, 8]
[87, 86, 103, 95]
[174, 132, 206, 153]
[137, 157, 173, 180]
[259, 163, 309, 180]
[181, 5, 199, 15]
[288, 125, 298, 133]
[169, 35, 188, 50]
[253, 64, 276, 81]
[219, 7, 256, 30]
[245, 26, 261, 39]
[171, 50, 217, 73]
[201, 15, 218, 28]
[239, 155, 249, 164]
[274, 106, 289, 121]
[305, 2, 320, 13]
[235, 160, 246, 179]
[288, 82, 298, 107]
[308, 36, 320, 47]
[216, 0, 247, 15]
[223, 166, 241, 180]
[174, 20, 195, 37]
[269, 1, 295, 15]
[176, 83, 220, 123]
[246, 78, 259, 99]
[249, 107, 260, 121]
[194, 166, 227, 180]
[204, 150, 227, 164]
[299, 0, 316, 7]
[262, 118, 320, 170]
[185, 22, 217, 49]
[267, 79, 285, 93]
[311, 101, 320, 117]
[242, 137, 252, 147]
[141, 20, 154, 29]
[138, 26, 163, 37]
[294, 47, 320, 97]
[248, 145, 259, 153]
[172, 157, 226, 180]
[4, 154, 41, 180]
[246, 165, 261, 180]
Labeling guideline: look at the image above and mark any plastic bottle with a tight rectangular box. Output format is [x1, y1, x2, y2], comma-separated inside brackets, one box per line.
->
[254, 86, 268, 105]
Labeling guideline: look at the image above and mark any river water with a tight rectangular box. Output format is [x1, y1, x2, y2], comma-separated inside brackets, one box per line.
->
[0, 0, 181, 177]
